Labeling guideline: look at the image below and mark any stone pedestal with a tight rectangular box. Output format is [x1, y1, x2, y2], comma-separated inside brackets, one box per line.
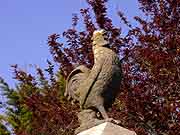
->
[77, 122, 136, 135]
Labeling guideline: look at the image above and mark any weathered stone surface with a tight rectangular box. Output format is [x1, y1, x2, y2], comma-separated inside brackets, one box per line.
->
[77, 122, 137, 135]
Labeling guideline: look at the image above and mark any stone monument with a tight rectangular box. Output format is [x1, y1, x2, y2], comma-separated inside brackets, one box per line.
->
[77, 122, 137, 135]
[65, 29, 136, 134]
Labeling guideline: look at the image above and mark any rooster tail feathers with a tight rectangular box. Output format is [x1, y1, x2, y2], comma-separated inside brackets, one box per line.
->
[65, 65, 90, 102]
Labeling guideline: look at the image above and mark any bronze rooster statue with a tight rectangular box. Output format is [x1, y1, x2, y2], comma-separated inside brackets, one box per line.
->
[64, 29, 122, 133]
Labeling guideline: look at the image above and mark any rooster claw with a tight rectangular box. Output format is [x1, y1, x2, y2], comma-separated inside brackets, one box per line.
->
[105, 118, 121, 125]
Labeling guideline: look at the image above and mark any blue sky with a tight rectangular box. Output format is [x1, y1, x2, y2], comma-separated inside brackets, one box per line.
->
[0, 0, 140, 87]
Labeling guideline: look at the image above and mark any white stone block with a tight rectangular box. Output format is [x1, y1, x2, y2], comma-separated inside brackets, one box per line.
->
[77, 122, 137, 135]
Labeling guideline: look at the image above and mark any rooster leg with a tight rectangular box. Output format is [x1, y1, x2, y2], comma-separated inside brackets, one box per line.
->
[97, 105, 121, 124]
[97, 105, 108, 119]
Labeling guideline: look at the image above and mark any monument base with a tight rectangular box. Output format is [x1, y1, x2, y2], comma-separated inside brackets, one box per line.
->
[77, 122, 136, 135]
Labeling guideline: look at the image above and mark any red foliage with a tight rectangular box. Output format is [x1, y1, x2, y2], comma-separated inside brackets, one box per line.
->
[120, 0, 180, 134]
[25, 92, 79, 135]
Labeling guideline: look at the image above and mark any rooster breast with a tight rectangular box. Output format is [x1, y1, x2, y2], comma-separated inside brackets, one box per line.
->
[82, 47, 122, 110]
